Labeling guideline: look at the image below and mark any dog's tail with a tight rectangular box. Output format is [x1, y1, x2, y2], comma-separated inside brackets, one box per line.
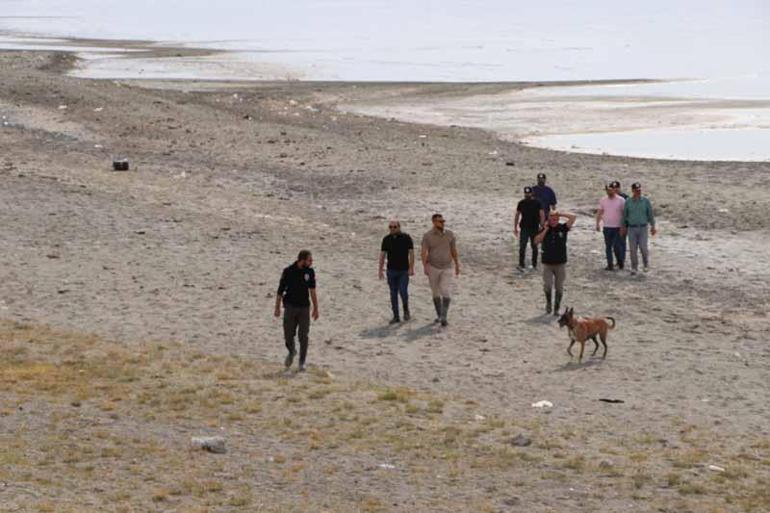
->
[606, 317, 616, 329]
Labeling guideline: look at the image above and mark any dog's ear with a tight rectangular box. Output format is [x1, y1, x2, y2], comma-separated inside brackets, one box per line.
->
[568, 307, 574, 315]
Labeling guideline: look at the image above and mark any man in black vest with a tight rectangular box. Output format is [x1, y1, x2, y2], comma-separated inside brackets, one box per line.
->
[379, 220, 415, 323]
[274, 250, 319, 371]
[535, 210, 576, 315]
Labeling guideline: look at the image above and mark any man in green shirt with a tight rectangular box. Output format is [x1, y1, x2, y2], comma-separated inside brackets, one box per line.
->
[621, 182, 657, 275]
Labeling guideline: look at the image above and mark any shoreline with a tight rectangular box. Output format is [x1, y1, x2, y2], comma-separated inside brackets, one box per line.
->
[5, 34, 769, 162]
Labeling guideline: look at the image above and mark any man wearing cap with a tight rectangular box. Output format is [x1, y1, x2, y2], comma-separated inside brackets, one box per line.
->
[615, 181, 629, 200]
[596, 181, 626, 271]
[421, 214, 460, 327]
[514, 186, 545, 272]
[535, 210, 576, 315]
[621, 182, 657, 275]
[532, 173, 557, 218]
[275, 250, 319, 371]
[379, 220, 414, 324]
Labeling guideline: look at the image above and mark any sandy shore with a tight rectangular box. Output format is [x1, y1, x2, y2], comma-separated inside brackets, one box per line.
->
[1, 49, 769, 512]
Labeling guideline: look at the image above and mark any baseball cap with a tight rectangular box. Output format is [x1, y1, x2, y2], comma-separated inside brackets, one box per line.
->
[537, 173, 546, 180]
[631, 182, 642, 190]
[523, 186, 533, 193]
[609, 180, 620, 188]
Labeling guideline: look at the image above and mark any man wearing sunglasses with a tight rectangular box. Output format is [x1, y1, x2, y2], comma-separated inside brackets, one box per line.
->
[379, 220, 415, 323]
[421, 214, 460, 327]
[621, 182, 657, 275]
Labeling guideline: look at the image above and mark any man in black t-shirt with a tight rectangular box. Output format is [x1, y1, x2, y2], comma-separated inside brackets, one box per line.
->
[535, 211, 576, 315]
[514, 186, 545, 271]
[379, 220, 415, 323]
[275, 250, 319, 371]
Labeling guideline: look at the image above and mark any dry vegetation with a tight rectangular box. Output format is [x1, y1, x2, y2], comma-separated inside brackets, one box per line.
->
[1, 320, 768, 512]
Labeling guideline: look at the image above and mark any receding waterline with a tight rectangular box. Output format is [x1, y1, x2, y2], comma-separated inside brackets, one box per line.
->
[524, 128, 770, 162]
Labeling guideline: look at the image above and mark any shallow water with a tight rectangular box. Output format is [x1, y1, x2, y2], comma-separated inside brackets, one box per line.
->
[2, 0, 769, 161]
[2, 0, 768, 82]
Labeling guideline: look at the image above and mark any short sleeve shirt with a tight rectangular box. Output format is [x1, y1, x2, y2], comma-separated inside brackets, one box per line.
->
[598, 195, 626, 228]
[517, 198, 543, 231]
[541, 223, 570, 265]
[381, 233, 414, 271]
[421, 228, 456, 269]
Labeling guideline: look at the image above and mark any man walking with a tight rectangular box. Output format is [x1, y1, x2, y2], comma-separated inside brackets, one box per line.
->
[596, 181, 626, 270]
[379, 220, 415, 323]
[274, 250, 319, 371]
[622, 182, 656, 275]
[535, 210, 576, 315]
[532, 173, 557, 218]
[421, 214, 460, 327]
[514, 186, 545, 271]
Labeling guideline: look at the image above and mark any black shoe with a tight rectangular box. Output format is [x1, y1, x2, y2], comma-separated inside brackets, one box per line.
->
[604, 265, 614, 271]
[618, 261, 624, 270]
[389, 317, 400, 325]
[403, 310, 411, 321]
[284, 351, 296, 369]
[440, 319, 448, 327]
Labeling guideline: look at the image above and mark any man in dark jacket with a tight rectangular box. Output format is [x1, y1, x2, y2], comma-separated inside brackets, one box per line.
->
[274, 250, 319, 371]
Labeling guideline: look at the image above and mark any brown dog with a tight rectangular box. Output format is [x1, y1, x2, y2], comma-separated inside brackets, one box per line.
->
[557, 307, 615, 361]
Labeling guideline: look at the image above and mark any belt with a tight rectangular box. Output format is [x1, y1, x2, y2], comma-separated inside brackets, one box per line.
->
[627, 224, 647, 228]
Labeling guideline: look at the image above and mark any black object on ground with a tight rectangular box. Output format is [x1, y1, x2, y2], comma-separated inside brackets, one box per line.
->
[112, 158, 129, 171]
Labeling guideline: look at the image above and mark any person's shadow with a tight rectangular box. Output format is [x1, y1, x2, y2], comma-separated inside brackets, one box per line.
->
[402, 323, 438, 342]
[359, 323, 401, 340]
[523, 314, 558, 326]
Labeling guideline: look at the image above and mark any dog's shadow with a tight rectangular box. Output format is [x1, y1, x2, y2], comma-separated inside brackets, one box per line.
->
[554, 358, 605, 372]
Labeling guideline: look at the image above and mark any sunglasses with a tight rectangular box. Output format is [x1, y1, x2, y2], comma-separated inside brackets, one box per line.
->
[388, 225, 399, 229]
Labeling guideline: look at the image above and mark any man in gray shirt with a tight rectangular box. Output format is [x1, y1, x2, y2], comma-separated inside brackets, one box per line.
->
[421, 214, 460, 327]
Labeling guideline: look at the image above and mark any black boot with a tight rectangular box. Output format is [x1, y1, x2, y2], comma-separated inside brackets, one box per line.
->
[440, 297, 451, 327]
[544, 291, 552, 314]
[433, 297, 442, 323]
[553, 291, 562, 316]
[403, 303, 411, 321]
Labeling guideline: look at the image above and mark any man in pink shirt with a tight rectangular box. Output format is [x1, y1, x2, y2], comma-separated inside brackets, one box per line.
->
[595, 181, 626, 270]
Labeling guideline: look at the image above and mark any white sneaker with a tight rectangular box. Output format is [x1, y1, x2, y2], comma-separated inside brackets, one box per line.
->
[643, 266, 649, 273]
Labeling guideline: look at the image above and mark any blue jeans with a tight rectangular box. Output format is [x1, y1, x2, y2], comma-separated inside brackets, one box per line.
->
[603, 227, 625, 267]
[386, 270, 409, 318]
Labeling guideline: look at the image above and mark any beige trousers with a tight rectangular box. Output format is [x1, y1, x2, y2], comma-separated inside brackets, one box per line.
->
[542, 263, 566, 294]
[428, 266, 454, 298]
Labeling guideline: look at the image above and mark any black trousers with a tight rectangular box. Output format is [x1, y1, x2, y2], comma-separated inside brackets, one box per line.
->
[283, 305, 310, 364]
[519, 226, 539, 268]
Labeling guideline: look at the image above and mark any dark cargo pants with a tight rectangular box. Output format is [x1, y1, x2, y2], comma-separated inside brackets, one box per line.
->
[283, 305, 310, 365]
